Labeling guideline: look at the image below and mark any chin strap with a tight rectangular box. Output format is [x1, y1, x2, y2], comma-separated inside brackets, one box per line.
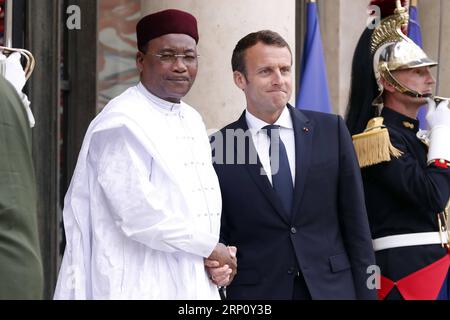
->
[381, 64, 433, 99]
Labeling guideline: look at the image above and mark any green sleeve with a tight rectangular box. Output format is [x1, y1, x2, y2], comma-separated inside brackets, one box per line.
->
[0, 76, 43, 299]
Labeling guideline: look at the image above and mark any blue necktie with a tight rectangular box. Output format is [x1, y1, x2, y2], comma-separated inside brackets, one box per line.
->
[263, 125, 294, 217]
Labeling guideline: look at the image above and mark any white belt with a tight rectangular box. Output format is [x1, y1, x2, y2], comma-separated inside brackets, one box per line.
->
[372, 232, 449, 252]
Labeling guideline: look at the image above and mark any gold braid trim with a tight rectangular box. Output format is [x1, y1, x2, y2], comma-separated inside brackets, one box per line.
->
[352, 118, 403, 168]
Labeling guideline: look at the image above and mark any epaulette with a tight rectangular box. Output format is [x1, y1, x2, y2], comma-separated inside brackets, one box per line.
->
[352, 117, 403, 168]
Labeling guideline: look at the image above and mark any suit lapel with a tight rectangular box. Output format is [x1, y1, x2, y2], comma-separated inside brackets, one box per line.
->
[289, 106, 313, 217]
[233, 111, 291, 224]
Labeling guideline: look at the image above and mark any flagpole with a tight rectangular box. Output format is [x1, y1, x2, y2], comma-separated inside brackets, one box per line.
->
[4, 0, 13, 48]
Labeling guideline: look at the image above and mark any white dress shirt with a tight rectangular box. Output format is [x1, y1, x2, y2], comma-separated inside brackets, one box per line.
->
[54, 83, 222, 299]
[245, 107, 296, 185]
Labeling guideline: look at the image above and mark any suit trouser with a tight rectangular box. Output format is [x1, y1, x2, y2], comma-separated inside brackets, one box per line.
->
[292, 272, 311, 300]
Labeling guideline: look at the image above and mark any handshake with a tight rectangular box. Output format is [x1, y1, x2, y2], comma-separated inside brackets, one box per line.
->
[204, 243, 237, 287]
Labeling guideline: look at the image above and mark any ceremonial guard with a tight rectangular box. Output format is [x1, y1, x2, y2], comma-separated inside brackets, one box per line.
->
[346, 1, 450, 300]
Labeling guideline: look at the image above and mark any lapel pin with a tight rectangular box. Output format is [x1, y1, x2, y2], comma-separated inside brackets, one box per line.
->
[303, 127, 310, 133]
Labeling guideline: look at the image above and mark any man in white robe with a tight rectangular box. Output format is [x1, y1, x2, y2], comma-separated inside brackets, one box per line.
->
[54, 9, 236, 300]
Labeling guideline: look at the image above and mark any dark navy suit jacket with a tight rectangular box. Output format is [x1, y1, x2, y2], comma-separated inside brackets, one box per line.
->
[211, 105, 377, 300]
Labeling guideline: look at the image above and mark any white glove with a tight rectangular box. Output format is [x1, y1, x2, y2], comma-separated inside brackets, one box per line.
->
[417, 129, 431, 147]
[0, 52, 35, 128]
[0, 53, 6, 77]
[1, 52, 26, 93]
[425, 98, 450, 164]
[19, 92, 35, 128]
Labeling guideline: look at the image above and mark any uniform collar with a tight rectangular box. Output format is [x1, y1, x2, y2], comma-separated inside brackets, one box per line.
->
[382, 106, 420, 133]
[137, 82, 182, 112]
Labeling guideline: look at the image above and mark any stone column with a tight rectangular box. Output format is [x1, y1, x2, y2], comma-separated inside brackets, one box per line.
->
[319, 0, 372, 116]
[419, 0, 450, 98]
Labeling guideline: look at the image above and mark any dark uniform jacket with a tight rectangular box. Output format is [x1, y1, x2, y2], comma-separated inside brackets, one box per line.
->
[212, 105, 377, 300]
[0, 76, 43, 299]
[362, 107, 450, 298]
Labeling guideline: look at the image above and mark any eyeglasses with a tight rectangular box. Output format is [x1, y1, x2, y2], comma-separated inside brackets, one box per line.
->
[151, 53, 200, 65]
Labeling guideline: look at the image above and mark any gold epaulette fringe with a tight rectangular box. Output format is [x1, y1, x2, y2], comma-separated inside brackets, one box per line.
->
[352, 117, 403, 168]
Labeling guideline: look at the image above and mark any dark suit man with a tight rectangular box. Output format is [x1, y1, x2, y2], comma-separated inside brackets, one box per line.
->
[210, 30, 376, 300]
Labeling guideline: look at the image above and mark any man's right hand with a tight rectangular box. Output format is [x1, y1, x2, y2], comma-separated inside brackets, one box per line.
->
[205, 245, 237, 286]
[207, 243, 237, 271]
